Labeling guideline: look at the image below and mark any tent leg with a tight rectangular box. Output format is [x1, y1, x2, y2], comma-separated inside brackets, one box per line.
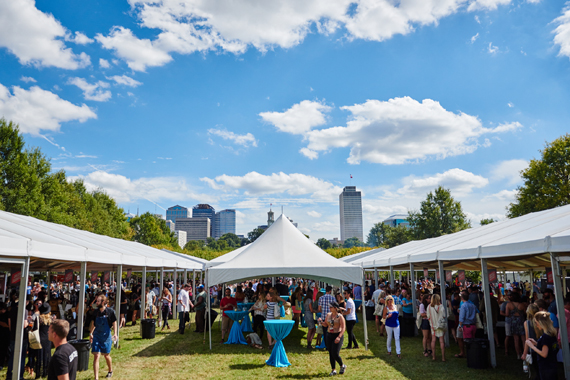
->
[410, 263, 417, 336]
[13, 257, 30, 380]
[141, 267, 147, 321]
[551, 252, 570, 380]
[160, 268, 164, 328]
[438, 260, 449, 348]
[207, 270, 212, 350]
[115, 265, 122, 347]
[77, 262, 87, 339]
[480, 259, 496, 368]
[361, 266, 368, 351]
[374, 267, 378, 289]
[192, 270, 196, 301]
[46, 271, 50, 301]
[389, 266, 394, 289]
[173, 268, 177, 321]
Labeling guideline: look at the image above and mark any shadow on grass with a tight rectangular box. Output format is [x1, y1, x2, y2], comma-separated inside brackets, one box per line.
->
[275, 373, 328, 379]
[229, 363, 266, 370]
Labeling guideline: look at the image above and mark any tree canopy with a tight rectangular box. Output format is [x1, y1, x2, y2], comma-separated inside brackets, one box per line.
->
[508, 134, 570, 218]
[316, 238, 332, 250]
[247, 227, 265, 243]
[366, 222, 412, 248]
[129, 212, 177, 247]
[407, 186, 470, 240]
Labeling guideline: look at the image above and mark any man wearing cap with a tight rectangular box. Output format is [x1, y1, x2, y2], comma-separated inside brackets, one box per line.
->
[194, 285, 207, 333]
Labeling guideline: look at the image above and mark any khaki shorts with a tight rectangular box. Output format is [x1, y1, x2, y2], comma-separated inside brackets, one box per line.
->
[222, 316, 233, 331]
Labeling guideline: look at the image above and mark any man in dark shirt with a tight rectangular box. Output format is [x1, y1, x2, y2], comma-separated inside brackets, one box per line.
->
[48, 319, 78, 380]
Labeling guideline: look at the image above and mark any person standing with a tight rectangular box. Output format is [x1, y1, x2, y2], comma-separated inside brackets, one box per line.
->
[250, 292, 267, 343]
[47, 319, 78, 380]
[383, 296, 401, 358]
[427, 294, 446, 362]
[36, 304, 52, 378]
[144, 287, 155, 319]
[193, 285, 206, 333]
[89, 295, 117, 380]
[456, 292, 477, 358]
[303, 290, 316, 348]
[220, 288, 237, 343]
[177, 284, 193, 334]
[318, 286, 336, 348]
[160, 288, 172, 331]
[320, 302, 347, 376]
[342, 289, 359, 349]
[526, 311, 560, 380]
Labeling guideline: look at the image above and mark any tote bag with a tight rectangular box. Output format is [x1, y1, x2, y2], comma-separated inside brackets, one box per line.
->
[28, 318, 42, 350]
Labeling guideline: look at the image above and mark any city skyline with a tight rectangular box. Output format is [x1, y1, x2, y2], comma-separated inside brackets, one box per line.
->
[1, 1, 570, 241]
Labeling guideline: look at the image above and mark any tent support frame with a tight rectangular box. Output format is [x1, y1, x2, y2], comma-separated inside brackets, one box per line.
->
[173, 268, 177, 321]
[12, 257, 29, 380]
[362, 265, 368, 351]
[410, 263, 417, 336]
[141, 267, 147, 324]
[481, 258, 497, 368]
[550, 252, 570, 380]
[77, 262, 87, 339]
[389, 266, 394, 288]
[438, 260, 449, 348]
[116, 264, 122, 347]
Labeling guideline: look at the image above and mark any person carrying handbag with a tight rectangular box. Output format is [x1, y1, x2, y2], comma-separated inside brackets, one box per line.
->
[427, 294, 446, 362]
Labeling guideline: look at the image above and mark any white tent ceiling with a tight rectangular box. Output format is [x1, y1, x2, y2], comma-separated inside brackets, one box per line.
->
[353, 205, 570, 271]
[207, 215, 363, 285]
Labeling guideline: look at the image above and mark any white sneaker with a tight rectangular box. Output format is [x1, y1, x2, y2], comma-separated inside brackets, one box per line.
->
[340, 364, 347, 375]
[330, 370, 337, 376]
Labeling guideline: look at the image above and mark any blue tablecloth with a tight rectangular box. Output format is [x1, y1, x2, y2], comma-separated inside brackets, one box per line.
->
[280, 296, 289, 301]
[224, 311, 248, 345]
[264, 320, 295, 367]
[237, 303, 255, 333]
[354, 299, 362, 323]
[237, 302, 255, 310]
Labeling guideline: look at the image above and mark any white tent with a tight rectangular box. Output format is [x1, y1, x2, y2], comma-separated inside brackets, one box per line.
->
[207, 215, 362, 285]
[340, 247, 385, 263]
[205, 245, 248, 268]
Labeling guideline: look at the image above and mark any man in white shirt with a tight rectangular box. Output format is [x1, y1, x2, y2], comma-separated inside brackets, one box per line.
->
[177, 284, 193, 334]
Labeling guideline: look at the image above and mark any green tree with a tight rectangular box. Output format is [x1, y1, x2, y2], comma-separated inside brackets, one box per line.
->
[407, 186, 471, 240]
[343, 237, 365, 248]
[129, 212, 176, 247]
[384, 224, 413, 248]
[184, 240, 205, 251]
[247, 227, 265, 243]
[219, 233, 241, 248]
[367, 222, 387, 247]
[316, 238, 332, 250]
[480, 218, 496, 226]
[508, 134, 570, 218]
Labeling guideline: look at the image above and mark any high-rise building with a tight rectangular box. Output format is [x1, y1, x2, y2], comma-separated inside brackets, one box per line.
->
[174, 230, 187, 248]
[382, 214, 410, 228]
[213, 209, 236, 239]
[192, 204, 215, 236]
[165, 220, 175, 232]
[267, 208, 274, 227]
[174, 218, 210, 242]
[167, 205, 189, 222]
[339, 186, 363, 242]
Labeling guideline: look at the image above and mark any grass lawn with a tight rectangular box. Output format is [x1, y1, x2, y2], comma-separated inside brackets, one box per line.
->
[2, 312, 529, 380]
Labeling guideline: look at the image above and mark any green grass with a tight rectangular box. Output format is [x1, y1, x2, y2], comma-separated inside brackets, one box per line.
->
[2, 313, 529, 380]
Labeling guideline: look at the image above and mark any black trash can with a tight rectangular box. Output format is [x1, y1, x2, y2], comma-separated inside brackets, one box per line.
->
[66, 319, 77, 341]
[401, 316, 415, 337]
[141, 319, 156, 339]
[366, 306, 375, 321]
[68, 339, 91, 372]
[465, 338, 489, 369]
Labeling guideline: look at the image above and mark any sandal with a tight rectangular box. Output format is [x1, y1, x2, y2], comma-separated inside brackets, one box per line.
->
[454, 354, 464, 358]
[423, 349, 428, 357]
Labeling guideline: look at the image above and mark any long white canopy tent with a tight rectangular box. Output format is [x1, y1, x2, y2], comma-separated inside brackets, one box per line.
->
[339, 247, 385, 263]
[351, 204, 570, 376]
[205, 214, 367, 349]
[205, 244, 248, 267]
[0, 210, 202, 380]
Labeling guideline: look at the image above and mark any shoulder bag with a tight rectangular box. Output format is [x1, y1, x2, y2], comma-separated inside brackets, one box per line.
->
[28, 318, 42, 350]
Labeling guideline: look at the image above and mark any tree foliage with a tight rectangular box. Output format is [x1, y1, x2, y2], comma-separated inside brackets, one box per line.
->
[219, 233, 242, 248]
[0, 119, 131, 239]
[247, 227, 265, 243]
[407, 186, 470, 240]
[367, 222, 412, 249]
[129, 212, 177, 247]
[343, 237, 365, 248]
[508, 134, 570, 218]
[316, 238, 332, 250]
[184, 240, 205, 251]
[480, 218, 496, 226]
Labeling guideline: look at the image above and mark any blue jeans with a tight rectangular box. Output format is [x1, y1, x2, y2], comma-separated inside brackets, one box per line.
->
[179, 312, 188, 333]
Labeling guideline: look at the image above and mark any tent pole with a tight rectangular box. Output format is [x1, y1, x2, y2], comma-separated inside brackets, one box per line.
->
[160, 268, 164, 328]
[564, 266, 567, 297]
[184, 268, 188, 287]
[550, 252, 570, 380]
[13, 257, 30, 380]
[115, 265, 122, 347]
[141, 267, 147, 321]
[361, 265, 368, 351]
[389, 266, 394, 289]
[192, 270, 196, 301]
[77, 262, 87, 339]
[173, 268, 178, 321]
[438, 260, 449, 348]
[410, 263, 417, 336]
[374, 267, 378, 290]
[530, 269, 534, 298]
[46, 271, 50, 301]
[480, 258, 496, 368]
[207, 269, 212, 350]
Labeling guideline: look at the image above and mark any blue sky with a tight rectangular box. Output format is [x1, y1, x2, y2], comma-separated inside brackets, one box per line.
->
[1, 0, 570, 239]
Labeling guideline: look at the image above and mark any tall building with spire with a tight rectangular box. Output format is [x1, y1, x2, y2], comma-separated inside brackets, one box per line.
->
[267, 207, 274, 227]
[339, 186, 363, 242]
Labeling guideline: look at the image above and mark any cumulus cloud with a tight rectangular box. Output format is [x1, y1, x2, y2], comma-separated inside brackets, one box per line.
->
[0, 83, 96, 135]
[99, 59, 111, 68]
[68, 78, 112, 102]
[471, 33, 479, 43]
[490, 121, 523, 133]
[71, 170, 215, 204]
[297, 96, 521, 165]
[490, 159, 527, 185]
[208, 129, 257, 147]
[307, 211, 322, 218]
[0, 0, 90, 69]
[299, 147, 319, 160]
[201, 171, 342, 202]
[260, 100, 331, 135]
[107, 75, 142, 87]
[484, 189, 518, 201]
[20, 76, 36, 83]
[488, 42, 499, 54]
[96, 0, 514, 71]
[398, 168, 489, 197]
[65, 31, 94, 45]
[553, 5, 570, 60]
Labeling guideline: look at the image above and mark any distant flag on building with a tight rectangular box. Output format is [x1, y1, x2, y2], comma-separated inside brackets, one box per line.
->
[350, 174, 353, 178]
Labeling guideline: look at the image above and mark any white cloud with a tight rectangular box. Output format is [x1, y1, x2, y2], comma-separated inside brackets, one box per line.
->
[201, 171, 342, 201]
[554, 6, 570, 60]
[68, 77, 112, 102]
[471, 33, 479, 43]
[66, 31, 94, 45]
[490, 159, 527, 185]
[474, 15, 481, 23]
[20, 76, 36, 83]
[0, 0, 90, 69]
[259, 100, 331, 135]
[0, 83, 96, 135]
[99, 59, 111, 68]
[490, 121, 523, 133]
[398, 169, 489, 197]
[488, 42, 499, 54]
[296, 96, 520, 165]
[485, 189, 518, 201]
[207, 129, 257, 147]
[107, 75, 142, 87]
[71, 170, 215, 204]
[507, 102, 514, 108]
[75, 154, 97, 159]
[307, 211, 322, 218]
[299, 147, 319, 160]
[97, 0, 514, 71]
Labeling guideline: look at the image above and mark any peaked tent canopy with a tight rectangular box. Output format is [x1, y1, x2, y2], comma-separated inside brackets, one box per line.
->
[207, 215, 363, 285]
[205, 245, 248, 268]
[340, 247, 385, 263]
